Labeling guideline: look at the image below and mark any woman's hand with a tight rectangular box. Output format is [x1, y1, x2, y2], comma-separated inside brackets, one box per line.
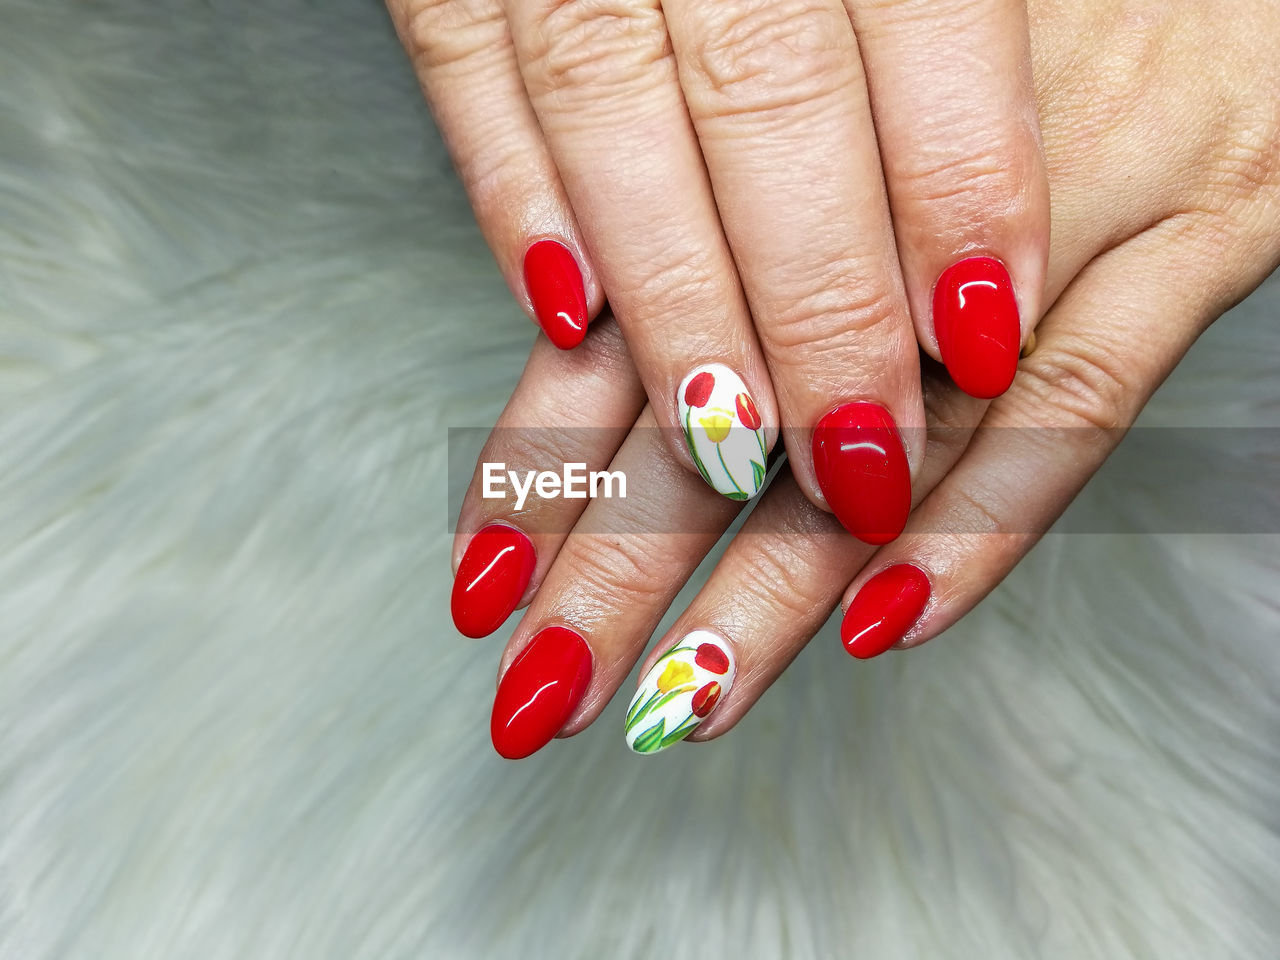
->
[388, 0, 1048, 543]
[447, 0, 1280, 757]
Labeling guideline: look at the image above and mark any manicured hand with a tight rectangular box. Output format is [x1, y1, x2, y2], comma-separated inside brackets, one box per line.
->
[387, 0, 1048, 543]
[447, 0, 1280, 757]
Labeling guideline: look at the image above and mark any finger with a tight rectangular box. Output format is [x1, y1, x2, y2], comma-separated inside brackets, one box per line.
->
[627, 219, 1203, 747]
[487, 409, 743, 759]
[451, 317, 644, 637]
[631, 474, 864, 748]
[621, 367, 987, 750]
[387, 0, 603, 347]
[847, 0, 1050, 399]
[504, 0, 780, 501]
[662, 0, 925, 543]
[838, 215, 1257, 658]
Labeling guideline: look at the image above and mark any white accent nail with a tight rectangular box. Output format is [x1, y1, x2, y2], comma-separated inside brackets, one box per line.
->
[624, 631, 736, 755]
[677, 364, 768, 501]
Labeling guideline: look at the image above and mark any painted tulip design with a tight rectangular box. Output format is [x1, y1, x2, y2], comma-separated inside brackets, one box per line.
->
[690, 682, 721, 718]
[677, 364, 768, 500]
[699, 411, 733, 444]
[735, 392, 761, 431]
[625, 631, 736, 755]
[694, 642, 730, 673]
[684, 371, 715, 408]
[657, 659, 694, 692]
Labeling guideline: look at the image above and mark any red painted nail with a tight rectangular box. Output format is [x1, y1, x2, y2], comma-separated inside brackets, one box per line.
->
[933, 256, 1021, 399]
[841, 564, 931, 659]
[811, 402, 911, 545]
[451, 524, 536, 639]
[523, 239, 587, 350]
[491, 626, 592, 760]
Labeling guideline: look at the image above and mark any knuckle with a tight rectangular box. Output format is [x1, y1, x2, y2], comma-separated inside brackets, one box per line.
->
[682, 0, 853, 117]
[1032, 13, 1170, 179]
[858, 0, 984, 21]
[940, 484, 1009, 536]
[1017, 338, 1134, 432]
[1199, 104, 1280, 215]
[1090, 5, 1171, 92]
[494, 429, 581, 481]
[524, 0, 671, 102]
[733, 546, 829, 624]
[401, 0, 508, 71]
[563, 534, 669, 602]
[762, 268, 901, 355]
[625, 244, 731, 322]
[892, 139, 1035, 218]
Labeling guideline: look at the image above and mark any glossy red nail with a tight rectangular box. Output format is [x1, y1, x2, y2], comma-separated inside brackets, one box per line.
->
[523, 239, 587, 350]
[451, 524, 536, 639]
[811, 402, 911, 545]
[841, 564, 931, 659]
[491, 626, 592, 760]
[933, 256, 1021, 399]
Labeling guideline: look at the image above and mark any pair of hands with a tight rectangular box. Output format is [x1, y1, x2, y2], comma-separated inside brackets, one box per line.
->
[395, 0, 1280, 758]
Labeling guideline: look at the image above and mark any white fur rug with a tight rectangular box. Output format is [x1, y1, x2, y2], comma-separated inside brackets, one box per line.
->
[1, 2, 1277, 958]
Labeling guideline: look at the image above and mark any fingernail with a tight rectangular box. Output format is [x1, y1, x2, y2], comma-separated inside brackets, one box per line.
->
[523, 239, 587, 350]
[841, 564, 931, 659]
[812, 402, 911, 544]
[677, 364, 769, 501]
[491, 626, 592, 759]
[625, 631, 735, 755]
[933, 256, 1020, 399]
[451, 523, 537, 639]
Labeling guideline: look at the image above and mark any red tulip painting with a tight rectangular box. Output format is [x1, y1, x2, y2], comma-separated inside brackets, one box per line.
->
[735, 392, 761, 431]
[690, 682, 721, 718]
[694, 642, 730, 674]
[683, 371, 715, 408]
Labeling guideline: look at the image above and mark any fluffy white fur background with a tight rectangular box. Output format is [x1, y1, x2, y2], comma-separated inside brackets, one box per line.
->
[1, 2, 1277, 958]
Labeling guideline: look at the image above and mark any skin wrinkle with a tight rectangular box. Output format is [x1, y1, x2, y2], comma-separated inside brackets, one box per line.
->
[403, 0, 509, 72]
[523, 0, 673, 104]
[677, 0, 856, 113]
[761, 282, 904, 358]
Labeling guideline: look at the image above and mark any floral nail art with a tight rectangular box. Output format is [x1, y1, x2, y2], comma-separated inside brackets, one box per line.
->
[624, 631, 736, 755]
[677, 364, 768, 501]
